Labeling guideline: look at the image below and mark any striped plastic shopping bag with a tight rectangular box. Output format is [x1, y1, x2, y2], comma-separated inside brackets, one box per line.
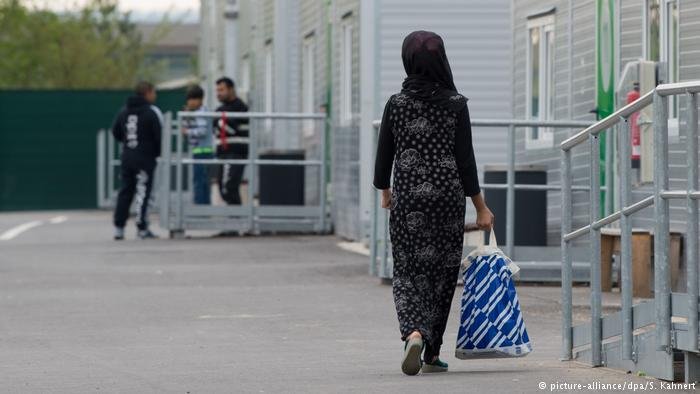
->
[455, 228, 532, 359]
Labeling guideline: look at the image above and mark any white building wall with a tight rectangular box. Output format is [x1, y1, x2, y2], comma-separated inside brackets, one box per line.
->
[330, 0, 362, 240]
[203, 0, 514, 241]
[512, 0, 700, 246]
[376, 0, 513, 224]
[512, 0, 597, 246]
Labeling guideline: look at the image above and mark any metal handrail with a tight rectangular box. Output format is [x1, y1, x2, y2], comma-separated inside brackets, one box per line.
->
[162, 111, 329, 235]
[560, 90, 653, 150]
[372, 118, 593, 129]
[370, 117, 595, 280]
[179, 111, 326, 119]
[560, 80, 700, 374]
[561, 80, 700, 151]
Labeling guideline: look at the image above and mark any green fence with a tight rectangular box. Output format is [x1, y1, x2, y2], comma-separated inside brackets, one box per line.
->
[0, 89, 185, 211]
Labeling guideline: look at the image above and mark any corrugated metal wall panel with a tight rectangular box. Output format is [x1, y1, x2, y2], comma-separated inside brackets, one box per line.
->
[619, 0, 642, 66]
[299, 0, 326, 206]
[513, 1, 700, 246]
[248, 0, 274, 113]
[378, 0, 512, 222]
[661, 1, 700, 233]
[330, 0, 361, 240]
[512, 0, 598, 246]
[603, 1, 700, 236]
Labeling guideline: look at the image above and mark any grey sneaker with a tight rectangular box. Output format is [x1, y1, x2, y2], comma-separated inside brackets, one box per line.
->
[114, 227, 125, 240]
[401, 337, 424, 376]
[137, 229, 158, 239]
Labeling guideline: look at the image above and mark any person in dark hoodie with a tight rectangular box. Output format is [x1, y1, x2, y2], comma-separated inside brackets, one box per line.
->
[213, 77, 249, 205]
[111, 81, 163, 240]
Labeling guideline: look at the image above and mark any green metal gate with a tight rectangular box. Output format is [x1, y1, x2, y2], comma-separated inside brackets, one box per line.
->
[0, 89, 184, 211]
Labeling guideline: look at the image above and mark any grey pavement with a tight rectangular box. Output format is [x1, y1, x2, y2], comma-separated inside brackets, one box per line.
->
[0, 211, 696, 393]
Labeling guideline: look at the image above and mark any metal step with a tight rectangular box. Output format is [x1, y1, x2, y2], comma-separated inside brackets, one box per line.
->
[513, 260, 590, 283]
[572, 293, 700, 383]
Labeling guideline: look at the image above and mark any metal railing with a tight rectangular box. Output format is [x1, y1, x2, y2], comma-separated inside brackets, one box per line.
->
[97, 111, 329, 234]
[96, 127, 122, 208]
[96, 112, 173, 210]
[160, 111, 330, 236]
[369, 117, 595, 279]
[560, 81, 700, 381]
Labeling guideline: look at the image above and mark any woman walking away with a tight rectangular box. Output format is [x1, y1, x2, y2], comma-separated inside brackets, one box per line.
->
[373, 30, 494, 376]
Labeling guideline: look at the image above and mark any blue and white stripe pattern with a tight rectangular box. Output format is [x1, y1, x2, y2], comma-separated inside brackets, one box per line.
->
[455, 251, 531, 359]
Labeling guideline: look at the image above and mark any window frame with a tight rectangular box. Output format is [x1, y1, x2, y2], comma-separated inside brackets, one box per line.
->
[525, 14, 556, 150]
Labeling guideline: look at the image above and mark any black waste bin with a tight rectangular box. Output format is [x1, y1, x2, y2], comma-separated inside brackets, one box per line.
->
[483, 165, 547, 246]
[258, 149, 305, 205]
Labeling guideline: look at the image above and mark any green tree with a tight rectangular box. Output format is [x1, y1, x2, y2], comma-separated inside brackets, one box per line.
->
[0, 0, 171, 88]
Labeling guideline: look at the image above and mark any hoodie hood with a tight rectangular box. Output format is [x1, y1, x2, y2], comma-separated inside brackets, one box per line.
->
[126, 95, 150, 109]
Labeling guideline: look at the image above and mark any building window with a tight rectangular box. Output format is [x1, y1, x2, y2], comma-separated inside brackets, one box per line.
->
[339, 20, 353, 124]
[264, 42, 273, 131]
[302, 34, 316, 136]
[526, 14, 555, 149]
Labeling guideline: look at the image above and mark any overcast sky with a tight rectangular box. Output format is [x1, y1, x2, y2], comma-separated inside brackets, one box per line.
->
[28, 0, 200, 22]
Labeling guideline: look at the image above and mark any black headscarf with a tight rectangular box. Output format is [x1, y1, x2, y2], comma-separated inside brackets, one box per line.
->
[400, 30, 467, 109]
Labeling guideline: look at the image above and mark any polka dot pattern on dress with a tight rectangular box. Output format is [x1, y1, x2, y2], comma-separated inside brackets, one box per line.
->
[387, 92, 467, 352]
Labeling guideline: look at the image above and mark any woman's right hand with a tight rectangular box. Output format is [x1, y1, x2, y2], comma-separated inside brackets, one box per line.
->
[470, 192, 494, 230]
[380, 189, 392, 209]
[476, 206, 494, 230]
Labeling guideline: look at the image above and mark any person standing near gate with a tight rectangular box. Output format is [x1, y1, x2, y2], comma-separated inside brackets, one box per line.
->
[182, 85, 214, 205]
[214, 77, 249, 205]
[111, 81, 162, 240]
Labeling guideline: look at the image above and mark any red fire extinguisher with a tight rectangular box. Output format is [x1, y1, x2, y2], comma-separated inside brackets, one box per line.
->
[627, 82, 641, 169]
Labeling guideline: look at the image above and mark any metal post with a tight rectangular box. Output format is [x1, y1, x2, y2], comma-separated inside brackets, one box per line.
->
[382, 205, 390, 278]
[560, 149, 573, 361]
[686, 92, 699, 352]
[370, 123, 379, 276]
[506, 124, 516, 257]
[107, 128, 115, 203]
[319, 117, 327, 233]
[248, 118, 257, 233]
[618, 116, 633, 360]
[186, 119, 194, 203]
[176, 112, 184, 231]
[97, 129, 106, 208]
[653, 91, 671, 351]
[590, 132, 602, 366]
[160, 114, 172, 230]
[605, 129, 614, 216]
[370, 187, 378, 276]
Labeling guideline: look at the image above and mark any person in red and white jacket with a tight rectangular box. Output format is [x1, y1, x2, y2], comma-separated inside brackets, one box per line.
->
[213, 77, 249, 205]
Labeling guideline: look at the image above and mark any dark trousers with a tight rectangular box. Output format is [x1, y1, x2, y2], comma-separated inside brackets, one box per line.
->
[193, 152, 213, 205]
[217, 151, 246, 205]
[114, 158, 156, 230]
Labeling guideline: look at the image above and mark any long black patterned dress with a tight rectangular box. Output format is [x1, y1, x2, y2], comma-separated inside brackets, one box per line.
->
[373, 91, 481, 358]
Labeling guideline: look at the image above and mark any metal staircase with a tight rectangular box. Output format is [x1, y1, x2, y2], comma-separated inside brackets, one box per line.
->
[560, 81, 700, 383]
